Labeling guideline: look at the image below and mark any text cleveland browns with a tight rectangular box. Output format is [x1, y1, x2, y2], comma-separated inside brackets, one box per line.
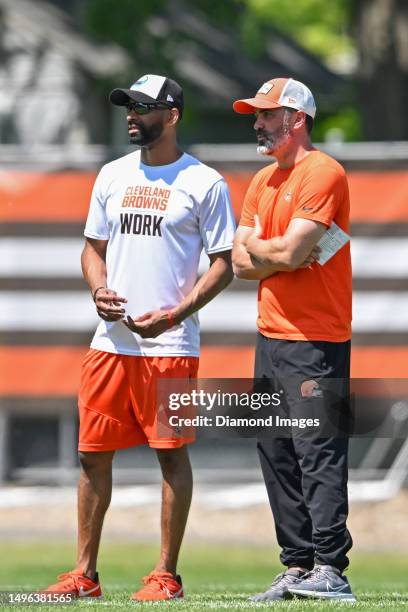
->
[121, 185, 170, 211]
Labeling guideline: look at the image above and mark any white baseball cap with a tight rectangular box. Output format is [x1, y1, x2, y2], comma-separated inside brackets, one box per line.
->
[233, 77, 316, 118]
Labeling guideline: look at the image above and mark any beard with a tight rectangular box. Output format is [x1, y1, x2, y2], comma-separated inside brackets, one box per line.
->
[128, 118, 165, 147]
[256, 111, 293, 156]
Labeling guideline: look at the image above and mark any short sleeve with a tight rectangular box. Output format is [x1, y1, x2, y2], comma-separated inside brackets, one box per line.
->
[239, 172, 262, 228]
[84, 168, 110, 240]
[199, 179, 236, 254]
[291, 166, 348, 227]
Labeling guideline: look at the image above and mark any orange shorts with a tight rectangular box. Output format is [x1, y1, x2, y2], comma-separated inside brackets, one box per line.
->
[78, 349, 199, 452]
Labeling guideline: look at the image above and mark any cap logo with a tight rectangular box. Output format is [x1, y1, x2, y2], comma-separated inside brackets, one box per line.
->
[129, 75, 166, 98]
[258, 82, 274, 95]
[287, 97, 297, 104]
[134, 76, 148, 86]
[167, 94, 174, 102]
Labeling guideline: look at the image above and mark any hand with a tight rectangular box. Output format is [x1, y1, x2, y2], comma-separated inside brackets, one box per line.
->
[246, 214, 263, 255]
[94, 288, 127, 322]
[298, 245, 321, 268]
[124, 310, 172, 338]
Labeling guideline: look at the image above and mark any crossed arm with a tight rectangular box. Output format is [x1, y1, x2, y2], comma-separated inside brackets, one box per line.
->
[81, 237, 233, 338]
[232, 216, 325, 280]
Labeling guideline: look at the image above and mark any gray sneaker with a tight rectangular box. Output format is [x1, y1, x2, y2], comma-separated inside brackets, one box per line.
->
[287, 565, 356, 602]
[250, 569, 306, 602]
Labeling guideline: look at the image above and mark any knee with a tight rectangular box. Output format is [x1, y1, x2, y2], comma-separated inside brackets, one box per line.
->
[78, 450, 114, 473]
[156, 447, 190, 474]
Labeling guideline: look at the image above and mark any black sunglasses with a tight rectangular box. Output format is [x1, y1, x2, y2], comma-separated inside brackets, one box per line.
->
[126, 100, 172, 115]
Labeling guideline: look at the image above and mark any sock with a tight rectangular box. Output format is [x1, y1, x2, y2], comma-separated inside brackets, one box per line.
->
[286, 567, 309, 576]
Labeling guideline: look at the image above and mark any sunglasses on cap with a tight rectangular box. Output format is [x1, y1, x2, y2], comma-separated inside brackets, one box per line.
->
[126, 100, 172, 115]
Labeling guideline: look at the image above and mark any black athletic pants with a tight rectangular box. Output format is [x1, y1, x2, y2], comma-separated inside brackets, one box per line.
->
[255, 333, 353, 572]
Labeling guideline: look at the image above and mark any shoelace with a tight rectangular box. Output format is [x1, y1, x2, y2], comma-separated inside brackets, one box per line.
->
[141, 573, 174, 593]
[269, 572, 299, 588]
[55, 572, 82, 591]
[302, 567, 333, 583]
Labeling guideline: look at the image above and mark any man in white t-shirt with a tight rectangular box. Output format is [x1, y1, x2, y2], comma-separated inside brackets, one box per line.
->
[43, 74, 235, 601]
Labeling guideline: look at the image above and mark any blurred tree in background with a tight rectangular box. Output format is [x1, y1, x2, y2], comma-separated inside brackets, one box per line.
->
[353, 0, 408, 140]
[80, 0, 353, 68]
[72, 0, 407, 142]
[243, 0, 353, 65]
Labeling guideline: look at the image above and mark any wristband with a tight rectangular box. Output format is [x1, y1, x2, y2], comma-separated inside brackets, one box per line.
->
[92, 286, 106, 302]
[166, 310, 175, 329]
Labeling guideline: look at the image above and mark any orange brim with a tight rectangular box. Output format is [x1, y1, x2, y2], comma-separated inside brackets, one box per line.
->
[233, 97, 282, 114]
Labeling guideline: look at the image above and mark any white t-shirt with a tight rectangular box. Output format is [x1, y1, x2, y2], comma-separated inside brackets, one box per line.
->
[84, 150, 235, 356]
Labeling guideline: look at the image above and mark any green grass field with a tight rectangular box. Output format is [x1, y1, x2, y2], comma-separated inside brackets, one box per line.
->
[0, 543, 407, 610]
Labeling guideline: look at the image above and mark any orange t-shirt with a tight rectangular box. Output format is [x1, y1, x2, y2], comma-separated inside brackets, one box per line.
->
[240, 149, 352, 342]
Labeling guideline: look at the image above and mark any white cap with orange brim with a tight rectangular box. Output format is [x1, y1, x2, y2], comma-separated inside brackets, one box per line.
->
[233, 77, 316, 118]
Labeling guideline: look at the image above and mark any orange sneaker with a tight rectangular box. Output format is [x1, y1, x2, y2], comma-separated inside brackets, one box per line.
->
[42, 568, 102, 598]
[131, 572, 183, 601]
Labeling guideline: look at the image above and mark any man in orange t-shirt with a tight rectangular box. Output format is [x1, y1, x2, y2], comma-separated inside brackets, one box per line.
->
[232, 78, 355, 602]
